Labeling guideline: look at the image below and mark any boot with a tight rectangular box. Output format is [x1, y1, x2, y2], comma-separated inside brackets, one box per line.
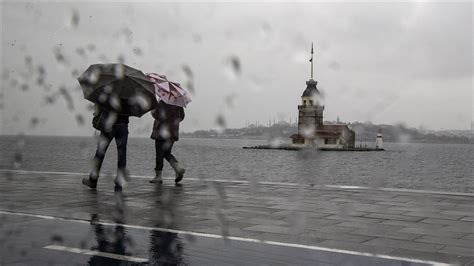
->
[170, 161, 185, 184]
[82, 173, 98, 189]
[114, 168, 128, 190]
[149, 169, 163, 184]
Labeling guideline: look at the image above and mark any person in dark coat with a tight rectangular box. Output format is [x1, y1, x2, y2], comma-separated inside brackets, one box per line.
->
[82, 101, 130, 190]
[149, 101, 185, 184]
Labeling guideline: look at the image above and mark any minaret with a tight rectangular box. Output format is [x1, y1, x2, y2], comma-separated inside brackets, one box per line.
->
[294, 43, 325, 145]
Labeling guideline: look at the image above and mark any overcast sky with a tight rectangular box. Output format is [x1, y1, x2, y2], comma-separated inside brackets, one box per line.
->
[1, 1, 472, 136]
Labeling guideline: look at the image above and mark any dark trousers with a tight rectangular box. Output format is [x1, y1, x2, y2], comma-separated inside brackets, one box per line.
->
[155, 140, 177, 171]
[91, 125, 128, 178]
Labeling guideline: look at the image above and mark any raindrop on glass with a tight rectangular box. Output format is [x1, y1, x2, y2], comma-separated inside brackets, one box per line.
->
[87, 43, 96, 52]
[30, 117, 39, 127]
[75, 47, 86, 58]
[117, 55, 125, 64]
[114, 64, 124, 79]
[71, 9, 80, 27]
[182, 65, 193, 79]
[215, 114, 226, 134]
[76, 114, 85, 126]
[133, 47, 142, 56]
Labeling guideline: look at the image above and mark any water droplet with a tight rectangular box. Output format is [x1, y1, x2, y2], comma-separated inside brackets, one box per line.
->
[10, 79, 18, 87]
[24, 56, 32, 65]
[98, 93, 108, 103]
[12, 152, 22, 169]
[36, 77, 44, 86]
[76, 114, 85, 126]
[114, 64, 124, 79]
[185, 81, 195, 94]
[59, 86, 75, 111]
[182, 65, 193, 79]
[75, 47, 86, 58]
[71, 9, 80, 27]
[104, 112, 117, 132]
[98, 54, 108, 62]
[223, 56, 241, 81]
[88, 68, 101, 84]
[30, 117, 39, 127]
[122, 27, 133, 43]
[20, 250, 28, 257]
[20, 84, 28, 91]
[71, 69, 79, 77]
[103, 85, 113, 94]
[129, 94, 151, 111]
[159, 126, 171, 139]
[230, 56, 241, 75]
[215, 114, 226, 134]
[117, 55, 125, 64]
[224, 94, 237, 108]
[108, 94, 121, 111]
[87, 103, 95, 111]
[53, 48, 67, 64]
[50, 234, 64, 243]
[133, 47, 142, 56]
[87, 43, 96, 52]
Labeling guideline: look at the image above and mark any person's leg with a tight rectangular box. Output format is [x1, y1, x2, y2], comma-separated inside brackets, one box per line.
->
[162, 140, 177, 163]
[163, 140, 185, 184]
[150, 140, 165, 183]
[83, 132, 112, 188]
[114, 125, 128, 189]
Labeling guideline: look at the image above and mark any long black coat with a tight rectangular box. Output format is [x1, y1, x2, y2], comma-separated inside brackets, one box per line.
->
[150, 101, 185, 141]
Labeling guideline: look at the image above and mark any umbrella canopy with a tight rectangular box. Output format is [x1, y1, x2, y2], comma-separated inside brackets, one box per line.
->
[78, 64, 158, 117]
[146, 73, 192, 108]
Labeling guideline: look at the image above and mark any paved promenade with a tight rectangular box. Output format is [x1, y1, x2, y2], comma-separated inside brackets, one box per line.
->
[0, 170, 473, 265]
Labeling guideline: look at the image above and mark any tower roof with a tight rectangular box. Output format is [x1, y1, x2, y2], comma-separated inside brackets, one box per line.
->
[302, 79, 320, 97]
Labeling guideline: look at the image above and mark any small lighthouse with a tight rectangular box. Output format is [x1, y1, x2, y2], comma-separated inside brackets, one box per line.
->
[375, 128, 383, 150]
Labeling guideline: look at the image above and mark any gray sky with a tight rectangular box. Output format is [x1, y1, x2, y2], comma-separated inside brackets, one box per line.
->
[1, 1, 472, 136]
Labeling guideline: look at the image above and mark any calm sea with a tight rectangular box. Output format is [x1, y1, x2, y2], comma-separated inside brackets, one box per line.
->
[0, 136, 472, 193]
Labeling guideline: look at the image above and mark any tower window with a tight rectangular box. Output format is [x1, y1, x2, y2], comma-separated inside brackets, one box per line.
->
[309, 100, 313, 105]
[303, 100, 307, 105]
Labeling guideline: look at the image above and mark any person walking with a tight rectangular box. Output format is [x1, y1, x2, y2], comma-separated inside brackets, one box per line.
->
[149, 101, 186, 184]
[82, 103, 130, 189]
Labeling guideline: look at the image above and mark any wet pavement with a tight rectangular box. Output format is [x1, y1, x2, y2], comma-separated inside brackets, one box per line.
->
[0, 170, 473, 265]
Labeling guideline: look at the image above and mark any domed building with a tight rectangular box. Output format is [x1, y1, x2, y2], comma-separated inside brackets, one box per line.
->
[290, 44, 355, 149]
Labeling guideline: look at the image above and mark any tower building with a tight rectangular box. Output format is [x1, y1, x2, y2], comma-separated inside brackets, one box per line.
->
[290, 43, 355, 149]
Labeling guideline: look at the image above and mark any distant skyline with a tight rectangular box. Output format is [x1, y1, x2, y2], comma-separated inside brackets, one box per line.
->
[1, 1, 472, 136]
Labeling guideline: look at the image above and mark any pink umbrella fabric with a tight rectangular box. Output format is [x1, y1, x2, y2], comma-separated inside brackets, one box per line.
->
[146, 73, 192, 108]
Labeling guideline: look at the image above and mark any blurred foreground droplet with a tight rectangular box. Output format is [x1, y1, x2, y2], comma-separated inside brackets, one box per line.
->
[71, 9, 80, 27]
[12, 152, 22, 169]
[230, 56, 241, 75]
[75, 47, 86, 58]
[30, 117, 39, 127]
[114, 64, 124, 79]
[133, 47, 142, 56]
[223, 56, 242, 81]
[215, 114, 226, 134]
[182, 65, 193, 79]
[87, 43, 96, 52]
[59, 86, 75, 111]
[76, 114, 85, 126]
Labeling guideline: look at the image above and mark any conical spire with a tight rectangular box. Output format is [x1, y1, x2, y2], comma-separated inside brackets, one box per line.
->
[309, 42, 314, 79]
